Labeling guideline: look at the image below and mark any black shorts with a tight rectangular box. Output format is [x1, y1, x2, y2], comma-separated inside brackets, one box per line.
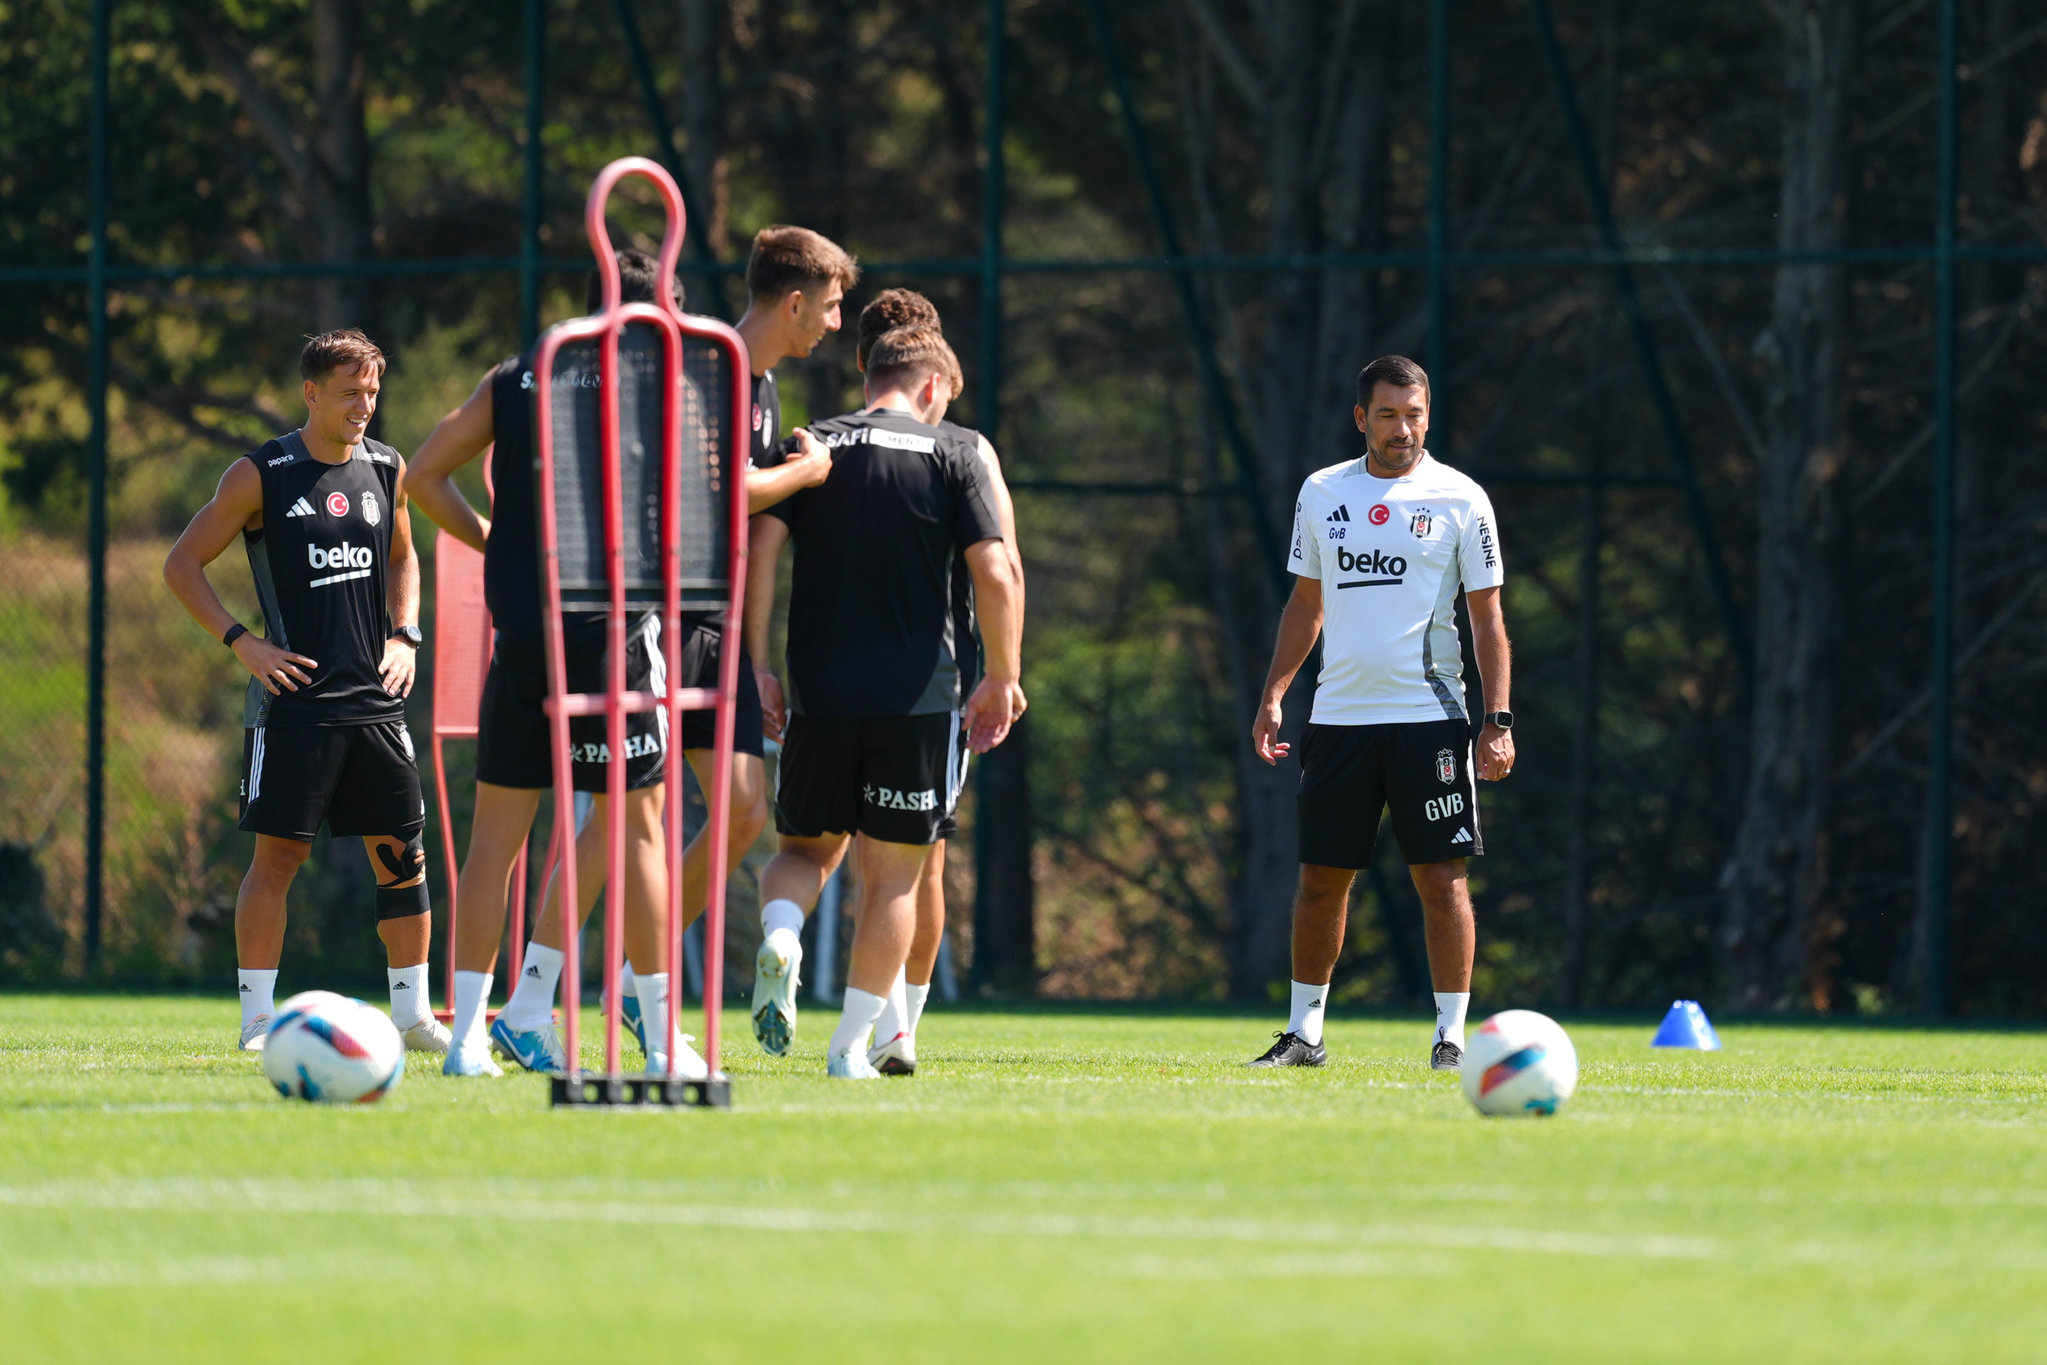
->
[240, 720, 426, 842]
[477, 618, 764, 792]
[1296, 718, 1482, 868]
[674, 620, 765, 757]
[774, 712, 965, 847]
[476, 619, 668, 792]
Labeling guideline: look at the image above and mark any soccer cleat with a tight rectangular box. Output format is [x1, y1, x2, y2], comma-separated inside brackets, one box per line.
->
[489, 1015, 568, 1076]
[868, 1029, 916, 1076]
[1247, 1031, 1327, 1068]
[442, 1041, 503, 1077]
[399, 1017, 453, 1054]
[826, 1050, 882, 1080]
[1431, 1039, 1463, 1071]
[646, 1034, 709, 1082]
[238, 1015, 272, 1052]
[619, 991, 648, 1057]
[750, 929, 802, 1057]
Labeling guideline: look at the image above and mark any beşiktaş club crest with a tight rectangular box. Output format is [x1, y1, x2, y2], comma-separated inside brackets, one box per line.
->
[1436, 749, 1456, 784]
[1409, 508, 1434, 538]
[362, 491, 381, 527]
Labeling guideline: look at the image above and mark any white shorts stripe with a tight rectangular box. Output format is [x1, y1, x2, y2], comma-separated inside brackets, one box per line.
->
[248, 726, 266, 803]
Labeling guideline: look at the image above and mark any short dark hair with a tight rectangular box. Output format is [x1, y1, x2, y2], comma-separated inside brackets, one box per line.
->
[1356, 355, 1430, 408]
[587, 248, 684, 311]
[745, 225, 860, 303]
[300, 329, 385, 383]
[856, 288, 941, 370]
[866, 324, 963, 402]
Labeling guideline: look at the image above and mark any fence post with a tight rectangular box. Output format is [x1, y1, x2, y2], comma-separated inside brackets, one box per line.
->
[84, 0, 110, 976]
[1922, 0, 1959, 1016]
[1427, 0, 1450, 436]
[970, 0, 1006, 992]
[520, 0, 545, 346]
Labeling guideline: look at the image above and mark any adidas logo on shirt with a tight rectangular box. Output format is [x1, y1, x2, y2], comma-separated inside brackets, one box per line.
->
[1451, 828, 1473, 845]
[1326, 504, 1352, 523]
[285, 497, 316, 518]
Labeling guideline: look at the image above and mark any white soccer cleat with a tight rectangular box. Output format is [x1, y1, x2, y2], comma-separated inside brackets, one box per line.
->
[751, 928, 802, 1056]
[442, 1041, 503, 1077]
[238, 1014, 272, 1052]
[400, 1017, 453, 1054]
[827, 1049, 882, 1080]
[867, 1029, 916, 1077]
[645, 1034, 710, 1082]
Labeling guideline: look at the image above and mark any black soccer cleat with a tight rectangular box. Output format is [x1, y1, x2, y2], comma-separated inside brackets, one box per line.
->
[1248, 1031, 1327, 1067]
[1431, 1039, 1462, 1071]
[877, 1056, 916, 1077]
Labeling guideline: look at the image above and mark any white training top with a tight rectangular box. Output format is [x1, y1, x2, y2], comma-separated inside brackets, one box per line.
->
[1287, 451, 1503, 726]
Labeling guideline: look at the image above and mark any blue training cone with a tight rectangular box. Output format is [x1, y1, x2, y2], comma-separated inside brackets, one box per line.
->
[1651, 999, 1722, 1050]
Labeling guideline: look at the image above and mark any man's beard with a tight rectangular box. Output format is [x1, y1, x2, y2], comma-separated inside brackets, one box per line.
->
[1370, 439, 1421, 471]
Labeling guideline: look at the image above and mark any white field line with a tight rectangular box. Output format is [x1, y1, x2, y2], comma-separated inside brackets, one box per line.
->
[0, 1178, 1722, 1263]
[16, 1255, 414, 1288]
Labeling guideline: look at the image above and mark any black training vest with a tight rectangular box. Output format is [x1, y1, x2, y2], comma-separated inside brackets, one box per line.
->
[241, 432, 404, 728]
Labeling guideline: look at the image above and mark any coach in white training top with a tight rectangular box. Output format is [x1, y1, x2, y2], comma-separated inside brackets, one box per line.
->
[1248, 355, 1514, 1072]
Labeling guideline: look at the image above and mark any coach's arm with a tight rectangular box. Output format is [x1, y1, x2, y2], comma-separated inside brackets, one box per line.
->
[1466, 585, 1514, 781]
[163, 458, 320, 696]
[962, 537, 1025, 754]
[1251, 574, 1323, 765]
[404, 372, 495, 553]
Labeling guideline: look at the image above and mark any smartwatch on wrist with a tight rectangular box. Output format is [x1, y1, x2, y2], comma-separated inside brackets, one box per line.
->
[222, 623, 248, 649]
[390, 625, 423, 648]
[1484, 710, 1514, 730]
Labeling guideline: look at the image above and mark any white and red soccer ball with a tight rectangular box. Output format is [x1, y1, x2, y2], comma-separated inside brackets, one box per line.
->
[1460, 1009, 1578, 1117]
[261, 991, 405, 1104]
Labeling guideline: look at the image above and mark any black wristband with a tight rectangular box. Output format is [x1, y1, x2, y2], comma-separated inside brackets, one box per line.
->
[222, 623, 249, 649]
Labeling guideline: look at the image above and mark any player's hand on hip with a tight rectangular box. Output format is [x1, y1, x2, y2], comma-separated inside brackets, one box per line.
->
[963, 676, 1024, 753]
[1478, 725, 1514, 781]
[1251, 697, 1289, 766]
[378, 638, 417, 697]
[788, 428, 832, 488]
[233, 635, 318, 695]
[756, 667, 787, 744]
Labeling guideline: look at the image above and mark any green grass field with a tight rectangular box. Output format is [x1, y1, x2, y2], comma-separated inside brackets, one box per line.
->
[2, 995, 2043, 1362]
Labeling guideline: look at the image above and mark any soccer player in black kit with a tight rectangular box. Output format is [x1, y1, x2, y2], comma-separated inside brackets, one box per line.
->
[163, 330, 450, 1055]
[406, 248, 844, 1078]
[746, 323, 1025, 1078]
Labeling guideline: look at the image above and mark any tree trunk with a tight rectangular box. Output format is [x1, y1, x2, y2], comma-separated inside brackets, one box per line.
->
[1720, 0, 1854, 1010]
[310, 0, 375, 334]
[680, 0, 729, 256]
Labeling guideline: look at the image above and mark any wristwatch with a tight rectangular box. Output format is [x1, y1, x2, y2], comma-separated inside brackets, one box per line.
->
[390, 625, 423, 648]
[1484, 710, 1514, 730]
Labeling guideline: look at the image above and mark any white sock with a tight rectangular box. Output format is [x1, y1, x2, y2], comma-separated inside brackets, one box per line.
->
[760, 897, 805, 941]
[452, 970, 492, 1051]
[1287, 980, 1328, 1046]
[500, 943, 563, 1029]
[1435, 991, 1471, 1047]
[238, 968, 277, 1026]
[386, 964, 430, 1028]
[904, 980, 933, 1040]
[619, 960, 637, 995]
[829, 986, 888, 1059]
[873, 967, 909, 1044]
[633, 970, 670, 1058]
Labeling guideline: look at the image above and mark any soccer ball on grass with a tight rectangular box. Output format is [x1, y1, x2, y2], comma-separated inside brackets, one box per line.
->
[262, 992, 405, 1104]
[1459, 1009, 1577, 1117]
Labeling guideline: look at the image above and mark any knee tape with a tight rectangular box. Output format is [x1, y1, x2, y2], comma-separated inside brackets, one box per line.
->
[376, 878, 431, 921]
[374, 834, 426, 886]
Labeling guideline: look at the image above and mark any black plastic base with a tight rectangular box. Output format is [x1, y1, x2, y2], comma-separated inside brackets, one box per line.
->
[549, 1073, 732, 1108]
